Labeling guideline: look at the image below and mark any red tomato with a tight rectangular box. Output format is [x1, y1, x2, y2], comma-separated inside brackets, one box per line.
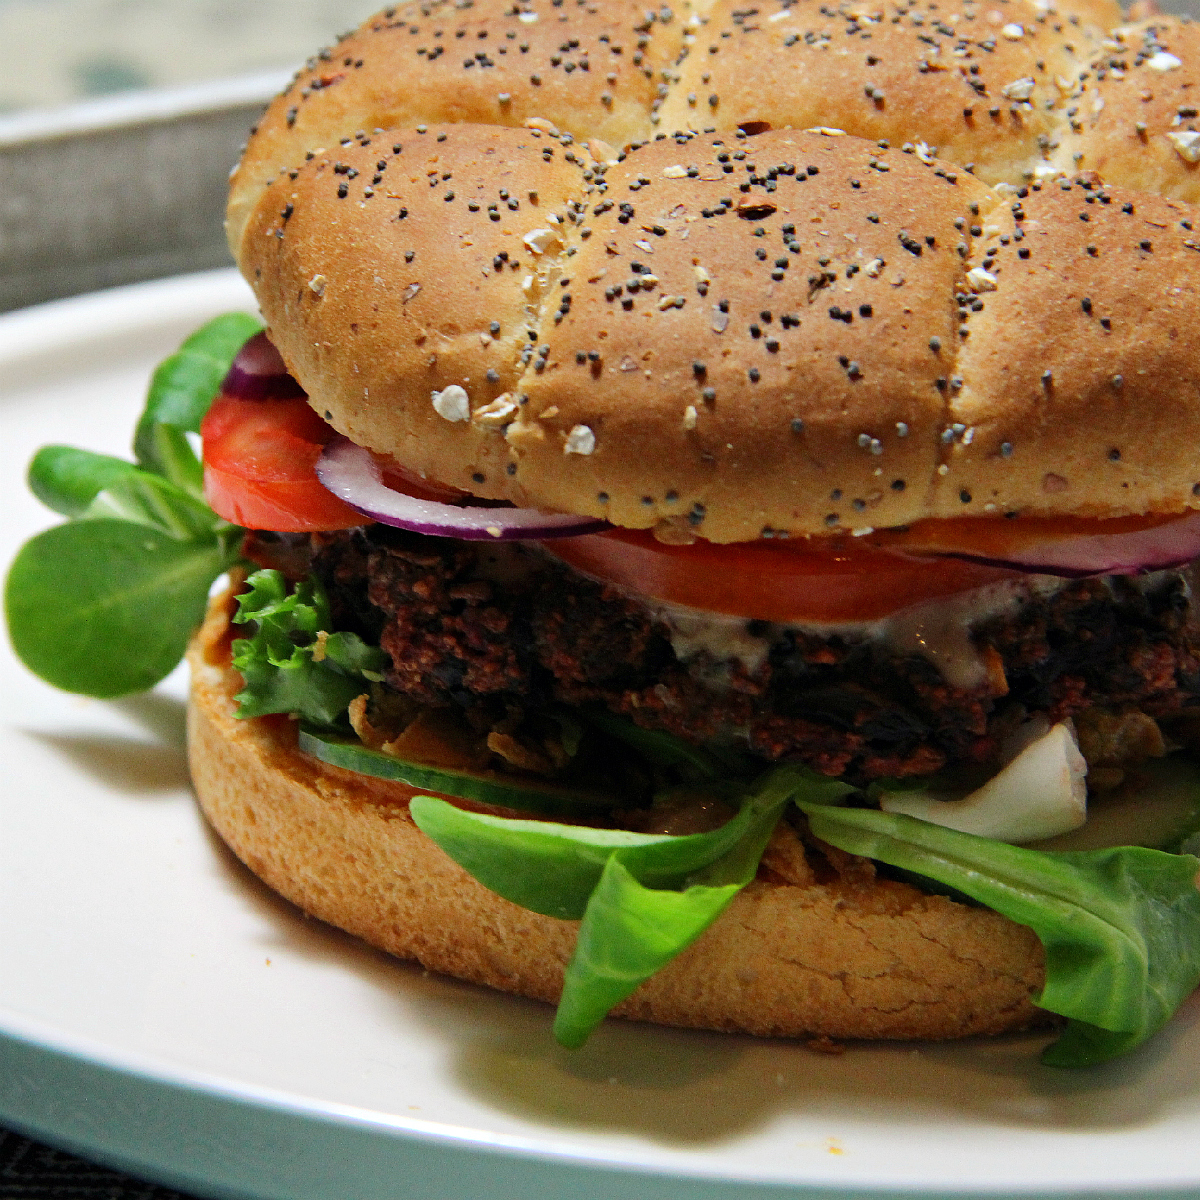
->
[544, 528, 1021, 624]
[201, 393, 365, 532]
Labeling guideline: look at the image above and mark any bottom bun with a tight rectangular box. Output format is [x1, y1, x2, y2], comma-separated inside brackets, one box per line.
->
[186, 591, 1049, 1043]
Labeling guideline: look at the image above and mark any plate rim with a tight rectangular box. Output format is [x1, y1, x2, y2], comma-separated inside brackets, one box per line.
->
[8, 1014, 1199, 1200]
[4, 271, 1200, 1200]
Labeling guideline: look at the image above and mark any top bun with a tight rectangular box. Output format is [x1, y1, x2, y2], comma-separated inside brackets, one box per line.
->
[229, 0, 1200, 542]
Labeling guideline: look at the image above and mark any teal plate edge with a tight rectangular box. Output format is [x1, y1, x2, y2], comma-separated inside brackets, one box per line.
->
[0, 1022, 839, 1200]
[3, 1026, 1200, 1200]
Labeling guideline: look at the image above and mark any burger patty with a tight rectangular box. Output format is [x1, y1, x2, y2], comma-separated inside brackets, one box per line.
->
[249, 528, 1200, 782]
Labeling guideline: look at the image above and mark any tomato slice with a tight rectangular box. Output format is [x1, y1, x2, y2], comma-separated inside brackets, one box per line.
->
[201, 393, 365, 531]
[544, 529, 1021, 624]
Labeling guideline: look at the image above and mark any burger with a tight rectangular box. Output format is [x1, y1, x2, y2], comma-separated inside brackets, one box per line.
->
[10, 0, 1200, 1066]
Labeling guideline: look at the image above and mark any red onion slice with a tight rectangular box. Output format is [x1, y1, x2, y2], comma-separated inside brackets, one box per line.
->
[924, 511, 1200, 577]
[223, 332, 307, 400]
[315, 438, 609, 540]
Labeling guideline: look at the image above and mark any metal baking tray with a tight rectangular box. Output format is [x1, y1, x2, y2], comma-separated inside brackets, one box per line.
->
[0, 72, 288, 313]
[3, 0, 1197, 315]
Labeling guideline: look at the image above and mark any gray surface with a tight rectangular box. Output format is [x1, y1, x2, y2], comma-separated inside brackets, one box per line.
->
[0, 73, 285, 313]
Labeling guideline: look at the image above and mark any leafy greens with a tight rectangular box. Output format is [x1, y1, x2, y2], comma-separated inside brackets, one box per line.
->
[799, 802, 1200, 1067]
[411, 766, 855, 1047]
[5, 313, 258, 697]
[231, 569, 386, 727]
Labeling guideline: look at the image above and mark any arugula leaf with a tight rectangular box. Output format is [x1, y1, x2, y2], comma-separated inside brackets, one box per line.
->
[231, 569, 386, 726]
[799, 802, 1200, 1067]
[134, 312, 262, 495]
[553, 858, 747, 1047]
[5, 519, 237, 697]
[552, 777, 798, 1048]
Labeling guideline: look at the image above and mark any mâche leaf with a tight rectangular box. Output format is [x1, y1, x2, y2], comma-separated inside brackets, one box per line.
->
[134, 312, 262, 494]
[7, 316, 256, 698]
[799, 802, 1200, 1067]
[413, 765, 855, 1045]
[30, 448, 224, 543]
[28, 446, 143, 518]
[231, 569, 387, 726]
[82, 471, 233, 544]
[409, 791, 759, 921]
[5, 519, 237, 697]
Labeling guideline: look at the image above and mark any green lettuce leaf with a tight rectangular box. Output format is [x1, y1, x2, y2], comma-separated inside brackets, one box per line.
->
[81, 470, 233, 544]
[552, 774, 803, 1048]
[553, 858, 747, 1048]
[409, 784, 757, 921]
[799, 802, 1200, 1067]
[8, 314, 258, 698]
[231, 569, 387, 727]
[27, 446, 144, 518]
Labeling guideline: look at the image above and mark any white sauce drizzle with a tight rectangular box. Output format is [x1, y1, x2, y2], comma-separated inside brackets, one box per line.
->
[655, 576, 1072, 691]
[529, 543, 1188, 694]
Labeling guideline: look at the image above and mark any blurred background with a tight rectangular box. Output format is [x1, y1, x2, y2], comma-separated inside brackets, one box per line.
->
[4, 0, 1200, 314]
[0, 0, 374, 114]
[0, 1, 380, 311]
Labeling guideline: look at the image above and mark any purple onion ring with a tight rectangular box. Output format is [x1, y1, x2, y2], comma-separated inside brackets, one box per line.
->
[222, 332, 307, 401]
[923, 510, 1200, 578]
[315, 437, 609, 541]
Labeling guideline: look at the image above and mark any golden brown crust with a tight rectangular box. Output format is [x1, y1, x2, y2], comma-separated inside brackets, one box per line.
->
[239, 124, 589, 499]
[227, 0, 681, 253]
[503, 132, 996, 538]
[1052, 18, 1200, 204]
[186, 600, 1048, 1042]
[231, 1, 1200, 541]
[943, 180, 1200, 517]
[661, 0, 1120, 187]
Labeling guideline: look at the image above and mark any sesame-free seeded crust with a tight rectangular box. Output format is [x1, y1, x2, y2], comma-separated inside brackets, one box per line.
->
[1052, 17, 1200, 204]
[229, 0, 1200, 541]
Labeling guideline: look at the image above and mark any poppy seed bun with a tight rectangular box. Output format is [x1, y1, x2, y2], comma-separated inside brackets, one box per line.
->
[238, 116, 1200, 539]
[659, 0, 1121, 187]
[230, 0, 1200, 542]
[502, 132, 995, 538]
[226, 0, 1129, 253]
[226, 0, 680, 254]
[187, 592, 1049, 1042]
[942, 180, 1200, 517]
[239, 125, 591, 500]
[1052, 18, 1200, 204]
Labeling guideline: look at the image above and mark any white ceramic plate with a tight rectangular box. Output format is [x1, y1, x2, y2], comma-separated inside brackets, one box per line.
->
[2, 271, 1200, 1200]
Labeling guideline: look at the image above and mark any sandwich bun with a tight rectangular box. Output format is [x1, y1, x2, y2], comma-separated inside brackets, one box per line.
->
[229, 1, 1200, 541]
[187, 586, 1048, 1042]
